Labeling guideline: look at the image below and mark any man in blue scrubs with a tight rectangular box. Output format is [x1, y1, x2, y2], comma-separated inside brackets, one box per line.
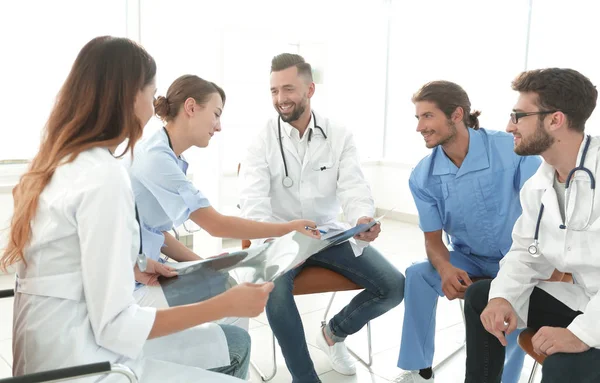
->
[395, 81, 541, 383]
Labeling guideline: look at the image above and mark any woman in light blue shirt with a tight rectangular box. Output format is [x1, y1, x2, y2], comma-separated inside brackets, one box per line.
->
[127, 75, 318, 379]
[129, 75, 317, 266]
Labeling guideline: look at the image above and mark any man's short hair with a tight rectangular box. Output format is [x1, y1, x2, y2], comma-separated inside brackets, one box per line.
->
[270, 53, 313, 82]
[511, 68, 597, 132]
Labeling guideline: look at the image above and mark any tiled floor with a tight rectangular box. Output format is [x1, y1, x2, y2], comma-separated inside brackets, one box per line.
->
[0, 219, 541, 382]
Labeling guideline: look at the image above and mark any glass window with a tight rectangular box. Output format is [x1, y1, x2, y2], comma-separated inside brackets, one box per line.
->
[527, 0, 600, 134]
[384, 0, 530, 164]
[0, 0, 127, 160]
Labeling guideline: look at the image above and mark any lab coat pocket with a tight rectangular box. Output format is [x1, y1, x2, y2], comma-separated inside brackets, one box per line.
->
[316, 166, 338, 196]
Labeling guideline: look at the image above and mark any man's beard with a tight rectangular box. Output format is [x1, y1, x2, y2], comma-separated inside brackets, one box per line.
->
[279, 100, 306, 123]
[515, 119, 555, 155]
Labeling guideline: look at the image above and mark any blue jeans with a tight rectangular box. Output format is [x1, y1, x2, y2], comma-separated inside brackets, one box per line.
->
[266, 242, 405, 383]
[209, 324, 251, 379]
[398, 251, 525, 383]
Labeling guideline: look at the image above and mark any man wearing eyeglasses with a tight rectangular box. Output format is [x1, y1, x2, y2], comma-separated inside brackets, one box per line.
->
[396, 80, 541, 383]
[464, 68, 600, 383]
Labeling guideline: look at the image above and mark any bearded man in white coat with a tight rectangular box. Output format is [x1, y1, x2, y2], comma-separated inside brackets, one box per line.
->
[464, 67, 600, 383]
[239, 53, 405, 383]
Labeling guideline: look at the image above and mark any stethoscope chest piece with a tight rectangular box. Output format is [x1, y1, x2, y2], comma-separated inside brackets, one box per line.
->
[527, 241, 541, 258]
[282, 176, 294, 188]
[137, 252, 148, 272]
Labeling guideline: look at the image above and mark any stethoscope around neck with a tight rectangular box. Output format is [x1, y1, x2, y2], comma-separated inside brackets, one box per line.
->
[528, 135, 596, 257]
[107, 148, 147, 271]
[278, 111, 329, 188]
[134, 205, 148, 272]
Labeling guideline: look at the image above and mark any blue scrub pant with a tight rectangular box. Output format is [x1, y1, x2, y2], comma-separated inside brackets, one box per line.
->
[397, 251, 525, 383]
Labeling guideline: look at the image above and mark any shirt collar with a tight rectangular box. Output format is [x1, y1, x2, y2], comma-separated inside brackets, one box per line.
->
[432, 128, 490, 177]
[161, 127, 187, 162]
[281, 113, 315, 141]
[162, 127, 174, 150]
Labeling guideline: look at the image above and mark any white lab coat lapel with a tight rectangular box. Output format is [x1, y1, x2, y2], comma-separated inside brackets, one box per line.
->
[532, 159, 562, 225]
[540, 187, 563, 227]
[279, 121, 302, 166]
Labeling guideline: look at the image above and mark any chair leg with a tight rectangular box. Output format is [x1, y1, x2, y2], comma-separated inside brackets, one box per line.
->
[433, 299, 466, 371]
[323, 292, 336, 323]
[111, 364, 139, 383]
[347, 320, 374, 367]
[323, 292, 373, 367]
[250, 332, 278, 381]
[528, 361, 538, 383]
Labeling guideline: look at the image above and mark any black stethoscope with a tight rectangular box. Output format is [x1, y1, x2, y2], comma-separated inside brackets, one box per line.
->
[278, 111, 328, 188]
[528, 135, 596, 257]
[134, 205, 147, 272]
[107, 148, 147, 271]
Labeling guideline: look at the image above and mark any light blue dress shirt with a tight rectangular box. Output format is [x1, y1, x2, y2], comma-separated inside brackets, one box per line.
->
[409, 128, 542, 259]
[127, 128, 210, 261]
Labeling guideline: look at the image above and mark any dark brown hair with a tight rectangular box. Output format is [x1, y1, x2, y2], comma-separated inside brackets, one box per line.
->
[412, 81, 481, 130]
[1, 36, 156, 270]
[511, 68, 597, 132]
[154, 75, 226, 122]
[270, 53, 313, 82]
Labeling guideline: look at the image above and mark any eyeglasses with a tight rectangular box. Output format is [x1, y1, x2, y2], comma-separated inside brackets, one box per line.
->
[510, 110, 559, 124]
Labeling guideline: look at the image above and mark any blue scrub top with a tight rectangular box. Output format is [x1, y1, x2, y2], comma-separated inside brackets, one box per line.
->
[409, 128, 541, 260]
[126, 128, 210, 261]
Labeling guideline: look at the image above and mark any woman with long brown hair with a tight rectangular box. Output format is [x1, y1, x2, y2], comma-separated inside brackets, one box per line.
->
[1, 36, 270, 382]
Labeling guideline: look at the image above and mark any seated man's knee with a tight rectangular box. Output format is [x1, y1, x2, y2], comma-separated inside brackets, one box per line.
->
[378, 269, 405, 307]
[265, 271, 295, 307]
[464, 279, 492, 313]
[405, 260, 435, 282]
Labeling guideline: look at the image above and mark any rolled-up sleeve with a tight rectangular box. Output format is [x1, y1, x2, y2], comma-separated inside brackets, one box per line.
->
[134, 148, 210, 221]
[75, 164, 156, 359]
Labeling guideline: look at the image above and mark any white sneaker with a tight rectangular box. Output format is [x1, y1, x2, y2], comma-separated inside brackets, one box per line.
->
[315, 327, 356, 376]
[394, 371, 435, 383]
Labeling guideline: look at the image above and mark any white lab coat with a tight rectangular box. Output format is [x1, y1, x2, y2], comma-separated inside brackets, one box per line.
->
[12, 148, 239, 382]
[489, 136, 600, 348]
[239, 111, 375, 255]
